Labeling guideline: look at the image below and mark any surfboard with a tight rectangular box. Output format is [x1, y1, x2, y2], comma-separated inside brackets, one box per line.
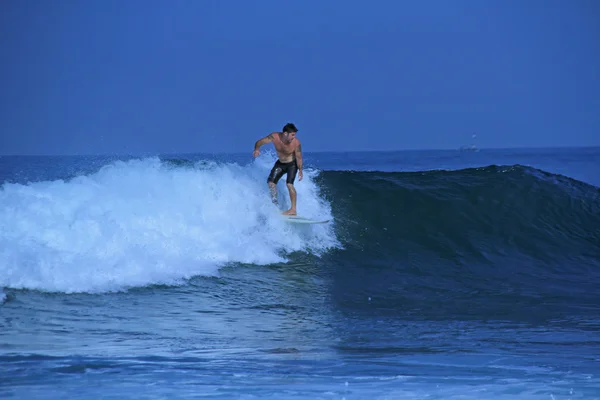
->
[281, 215, 330, 224]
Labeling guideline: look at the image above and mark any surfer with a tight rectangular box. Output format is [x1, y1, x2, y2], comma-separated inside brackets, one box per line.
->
[252, 123, 303, 216]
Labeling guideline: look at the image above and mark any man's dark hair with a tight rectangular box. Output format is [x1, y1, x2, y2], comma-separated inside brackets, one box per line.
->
[282, 123, 298, 133]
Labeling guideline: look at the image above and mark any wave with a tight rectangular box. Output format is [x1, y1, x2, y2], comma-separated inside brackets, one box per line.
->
[318, 165, 599, 263]
[2, 156, 599, 296]
[0, 155, 338, 293]
[318, 165, 600, 311]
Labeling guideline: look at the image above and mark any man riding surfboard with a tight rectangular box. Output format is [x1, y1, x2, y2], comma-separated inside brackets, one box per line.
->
[252, 123, 303, 216]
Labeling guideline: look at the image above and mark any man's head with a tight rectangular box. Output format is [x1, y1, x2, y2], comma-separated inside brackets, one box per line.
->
[281, 123, 298, 143]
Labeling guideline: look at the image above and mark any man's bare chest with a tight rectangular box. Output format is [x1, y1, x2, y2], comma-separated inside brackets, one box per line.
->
[274, 140, 296, 154]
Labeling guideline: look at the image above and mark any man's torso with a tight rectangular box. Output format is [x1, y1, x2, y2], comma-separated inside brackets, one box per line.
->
[272, 133, 298, 163]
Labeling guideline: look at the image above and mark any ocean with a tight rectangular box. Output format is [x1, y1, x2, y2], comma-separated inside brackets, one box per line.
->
[1, 147, 599, 399]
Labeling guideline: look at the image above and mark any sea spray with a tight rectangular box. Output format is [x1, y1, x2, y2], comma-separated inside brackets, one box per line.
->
[0, 155, 338, 293]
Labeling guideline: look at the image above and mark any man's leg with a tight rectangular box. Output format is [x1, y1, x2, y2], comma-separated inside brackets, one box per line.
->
[268, 181, 278, 204]
[282, 161, 299, 215]
[267, 161, 284, 205]
[282, 183, 297, 215]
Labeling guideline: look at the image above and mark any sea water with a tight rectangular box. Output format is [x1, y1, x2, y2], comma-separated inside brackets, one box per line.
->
[1, 147, 599, 399]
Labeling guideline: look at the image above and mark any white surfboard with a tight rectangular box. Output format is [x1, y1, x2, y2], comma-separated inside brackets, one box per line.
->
[281, 215, 330, 224]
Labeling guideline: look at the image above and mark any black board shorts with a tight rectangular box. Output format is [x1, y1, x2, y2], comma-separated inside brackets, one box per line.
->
[267, 159, 298, 185]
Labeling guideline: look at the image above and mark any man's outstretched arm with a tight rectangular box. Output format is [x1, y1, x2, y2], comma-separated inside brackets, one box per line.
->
[253, 133, 275, 157]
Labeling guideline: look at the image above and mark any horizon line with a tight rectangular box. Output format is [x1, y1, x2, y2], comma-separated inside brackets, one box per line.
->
[1, 144, 599, 158]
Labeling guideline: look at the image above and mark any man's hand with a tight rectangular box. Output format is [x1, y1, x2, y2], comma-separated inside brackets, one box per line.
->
[298, 169, 303, 181]
[253, 133, 274, 158]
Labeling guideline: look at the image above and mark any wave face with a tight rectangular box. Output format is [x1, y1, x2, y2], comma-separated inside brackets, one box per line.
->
[320, 165, 599, 260]
[316, 165, 600, 313]
[0, 155, 338, 293]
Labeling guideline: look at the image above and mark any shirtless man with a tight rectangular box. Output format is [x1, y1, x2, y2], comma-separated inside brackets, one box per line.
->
[252, 123, 303, 215]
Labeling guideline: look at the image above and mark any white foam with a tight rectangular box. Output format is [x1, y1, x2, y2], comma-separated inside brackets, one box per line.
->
[0, 153, 339, 293]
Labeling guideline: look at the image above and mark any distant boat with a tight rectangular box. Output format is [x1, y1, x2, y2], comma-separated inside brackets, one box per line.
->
[459, 133, 479, 152]
[459, 144, 479, 152]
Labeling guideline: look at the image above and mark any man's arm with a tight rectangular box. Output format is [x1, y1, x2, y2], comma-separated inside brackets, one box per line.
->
[253, 133, 275, 157]
[295, 140, 304, 181]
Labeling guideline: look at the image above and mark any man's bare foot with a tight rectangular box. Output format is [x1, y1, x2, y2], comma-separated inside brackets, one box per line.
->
[282, 209, 296, 216]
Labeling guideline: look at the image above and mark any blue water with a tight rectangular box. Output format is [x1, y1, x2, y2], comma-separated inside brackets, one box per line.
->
[1, 147, 599, 399]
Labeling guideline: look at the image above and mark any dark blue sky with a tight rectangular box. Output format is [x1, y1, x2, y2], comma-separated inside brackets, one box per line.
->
[1, 0, 599, 155]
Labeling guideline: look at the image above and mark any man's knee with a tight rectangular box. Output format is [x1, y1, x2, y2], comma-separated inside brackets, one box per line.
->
[286, 183, 296, 192]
